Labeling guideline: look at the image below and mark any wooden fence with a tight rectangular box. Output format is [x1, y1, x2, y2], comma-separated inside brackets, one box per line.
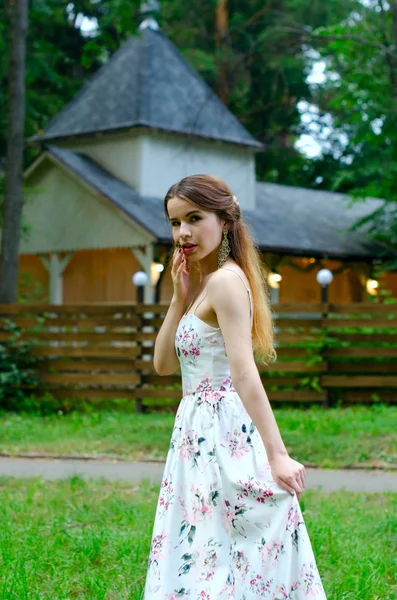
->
[0, 302, 396, 410]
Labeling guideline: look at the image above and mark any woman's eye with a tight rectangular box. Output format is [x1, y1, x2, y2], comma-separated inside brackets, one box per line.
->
[170, 216, 200, 226]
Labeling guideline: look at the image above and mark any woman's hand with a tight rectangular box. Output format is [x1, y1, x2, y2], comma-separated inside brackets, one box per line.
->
[171, 246, 192, 303]
[269, 454, 306, 499]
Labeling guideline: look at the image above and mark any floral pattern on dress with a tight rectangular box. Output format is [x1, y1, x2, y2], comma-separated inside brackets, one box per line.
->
[147, 531, 169, 580]
[167, 589, 190, 599]
[175, 322, 202, 366]
[286, 505, 305, 550]
[220, 375, 236, 392]
[158, 473, 174, 516]
[199, 538, 221, 581]
[169, 426, 181, 452]
[224, 498, 253, 538]
[300, 562, 325, 597]
[249, 575, 274, 596]
[196, 377, 212, 392]
[177, 429, 206, 468]
[176, 482, 221, 549]
[221, 422, 255, 459]
[177, 537, 221, 582]
[258, 537, 286, 567]
[237, 475, 278, 507]
[231, 546, 250, 581]
[197, 390, 225, 416]
[143, 314, 327, 599]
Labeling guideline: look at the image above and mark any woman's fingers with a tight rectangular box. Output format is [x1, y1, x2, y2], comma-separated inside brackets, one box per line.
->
[172, 249, 190, 285]
[298, 469, 306, 491]
[171, 249, 183, 278]
[270, 457, 306, 500]
[173, 248, 181, 263]
[296, 464, 306, 489]
[173, 247, 188, 275]
[278, 476, 303, 497]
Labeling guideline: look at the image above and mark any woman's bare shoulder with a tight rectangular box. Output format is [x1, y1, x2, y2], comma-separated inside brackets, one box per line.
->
[206, 264, 250, 307]
[209, 261, 250, 289]
[206, 264, 252, 331]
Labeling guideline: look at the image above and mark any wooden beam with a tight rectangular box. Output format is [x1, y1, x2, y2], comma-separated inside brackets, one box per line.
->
[131, 244, 155, 303]
[40, 252, 74, 305]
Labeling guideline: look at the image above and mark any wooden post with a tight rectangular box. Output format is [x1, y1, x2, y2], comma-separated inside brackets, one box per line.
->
[132, 245, 155, 304]
[133, 246, 156, 405]
[321, 301, 329, 408]
[135, 307, 144, 413]
[40, 253, 73, 305]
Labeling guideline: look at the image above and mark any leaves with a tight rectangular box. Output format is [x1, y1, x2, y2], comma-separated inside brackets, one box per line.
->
[308, 1, 397, 268]
[0, 0, 356, 187]
[0, 320, 40, 409]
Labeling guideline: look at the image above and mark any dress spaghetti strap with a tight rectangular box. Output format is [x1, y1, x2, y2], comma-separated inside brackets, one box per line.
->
[192, 291, 207, 316]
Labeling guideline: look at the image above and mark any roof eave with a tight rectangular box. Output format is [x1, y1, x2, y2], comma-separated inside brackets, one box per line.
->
[156, 236, 381, 262]
[257, 243, 383, 262]
[28, 122, 264, 151]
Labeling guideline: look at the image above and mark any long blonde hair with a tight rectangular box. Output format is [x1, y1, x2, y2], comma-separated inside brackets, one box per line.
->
[164, 174, 276, 364]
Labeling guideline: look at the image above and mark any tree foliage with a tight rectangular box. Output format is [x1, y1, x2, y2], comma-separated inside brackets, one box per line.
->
[302, 0, 397, 268]
[158, 0, 356, 183]
[0, 0, 111, 166]
[0, 320, 39, 410]
[0, 0, 355, 184]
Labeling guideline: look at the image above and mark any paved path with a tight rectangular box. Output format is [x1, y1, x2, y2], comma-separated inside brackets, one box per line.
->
[0, 458, 396, 492]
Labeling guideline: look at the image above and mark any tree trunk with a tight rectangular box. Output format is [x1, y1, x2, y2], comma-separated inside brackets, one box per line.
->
[216, 0, 228, 40]
[0, 0, 29, 303]
[215, 0, 230, 104]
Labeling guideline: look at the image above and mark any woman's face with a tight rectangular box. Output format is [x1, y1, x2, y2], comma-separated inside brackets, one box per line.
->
[167, 195, 225, 263]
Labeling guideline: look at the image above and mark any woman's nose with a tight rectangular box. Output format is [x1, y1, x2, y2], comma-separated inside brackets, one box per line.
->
[179, 222, 191, 237]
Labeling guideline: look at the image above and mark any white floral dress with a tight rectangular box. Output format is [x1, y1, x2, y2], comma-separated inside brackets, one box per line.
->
[143, 270, 327, 600]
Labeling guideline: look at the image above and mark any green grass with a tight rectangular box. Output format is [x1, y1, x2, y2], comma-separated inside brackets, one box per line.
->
[1, 405, 396, 468]
[0, 477, 396, 599]
[0, 477, 155, 599]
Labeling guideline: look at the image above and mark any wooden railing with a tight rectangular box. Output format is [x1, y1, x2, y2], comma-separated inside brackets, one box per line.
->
[0, 302, 396, 411]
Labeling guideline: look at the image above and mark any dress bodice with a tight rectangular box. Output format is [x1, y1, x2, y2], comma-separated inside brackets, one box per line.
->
[175, 314, 236, 396]
[174, 268, 253, 397]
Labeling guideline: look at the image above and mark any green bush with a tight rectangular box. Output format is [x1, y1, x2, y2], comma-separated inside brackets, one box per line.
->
[0, 320, 40, 411]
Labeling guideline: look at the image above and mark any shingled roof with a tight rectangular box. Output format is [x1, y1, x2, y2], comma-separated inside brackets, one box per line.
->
[32, 28, 262, 149]
[245, 183, 382, 259]
[46, 147, 381, 260]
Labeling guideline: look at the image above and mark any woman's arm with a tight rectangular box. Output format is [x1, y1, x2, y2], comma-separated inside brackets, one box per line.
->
[153, 247, 191, 376]
[207, 270, 306, 497]
[153, 296, 184, 375]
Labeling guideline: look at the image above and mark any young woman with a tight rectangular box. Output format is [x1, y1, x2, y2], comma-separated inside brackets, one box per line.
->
[143, 175, 327, 599]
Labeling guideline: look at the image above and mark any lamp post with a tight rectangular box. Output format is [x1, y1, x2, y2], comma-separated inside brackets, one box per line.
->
[366, 278, 379, 296]
[268, 272, 282, 304]
[316, 268, 334, 304]
[132, 271, 149, 303]
[151, 262, 164, 303]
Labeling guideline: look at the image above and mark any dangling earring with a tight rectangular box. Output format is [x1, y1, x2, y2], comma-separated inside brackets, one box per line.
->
[218, 230, 231, 268]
